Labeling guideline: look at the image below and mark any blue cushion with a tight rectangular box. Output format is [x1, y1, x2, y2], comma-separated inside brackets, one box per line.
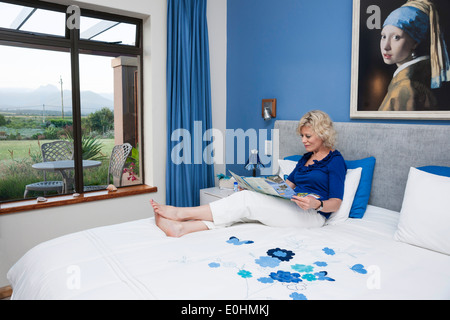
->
[345, 157, 376, 218]
[284, 155, 302, 162]
[417, 166, 450, 177]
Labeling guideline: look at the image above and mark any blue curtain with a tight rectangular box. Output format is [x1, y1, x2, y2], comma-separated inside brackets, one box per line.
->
[166, 0, 214, 207]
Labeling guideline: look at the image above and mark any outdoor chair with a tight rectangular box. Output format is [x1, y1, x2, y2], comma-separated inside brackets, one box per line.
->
[84, 143, 133, 192]
[24, 140, 74, 198]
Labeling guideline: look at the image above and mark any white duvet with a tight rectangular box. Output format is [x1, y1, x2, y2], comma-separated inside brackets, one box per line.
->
[7, 205, 450, 300]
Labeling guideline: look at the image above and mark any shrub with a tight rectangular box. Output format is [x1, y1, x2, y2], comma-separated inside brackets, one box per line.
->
[65, 129, 107, 161]
[43, 126, 59, 139]
[50, 119, 73, 128]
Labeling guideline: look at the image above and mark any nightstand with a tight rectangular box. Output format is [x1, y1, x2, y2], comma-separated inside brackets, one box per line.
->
[200, 187, 236, 205]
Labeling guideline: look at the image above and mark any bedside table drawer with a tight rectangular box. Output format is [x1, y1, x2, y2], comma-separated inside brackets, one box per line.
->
[200, 187, 235, 205]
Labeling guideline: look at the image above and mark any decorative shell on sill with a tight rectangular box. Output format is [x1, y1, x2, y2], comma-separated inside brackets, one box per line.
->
[106, 184, 118, 192]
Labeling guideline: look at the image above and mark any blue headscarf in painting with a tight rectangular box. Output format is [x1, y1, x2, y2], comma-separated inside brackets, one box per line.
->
[383, 6, 429, 44]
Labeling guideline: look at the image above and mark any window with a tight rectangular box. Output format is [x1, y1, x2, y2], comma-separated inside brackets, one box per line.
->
[0, 2, 65, 36]
[80, 16, 137, 45]
[0, 0, 143, 204]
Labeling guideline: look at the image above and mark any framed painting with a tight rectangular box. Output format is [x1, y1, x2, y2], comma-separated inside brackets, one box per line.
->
[350, 0, 450, 119]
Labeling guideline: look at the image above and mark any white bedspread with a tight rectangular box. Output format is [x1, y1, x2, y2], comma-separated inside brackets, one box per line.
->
[8, 205, 450, 300]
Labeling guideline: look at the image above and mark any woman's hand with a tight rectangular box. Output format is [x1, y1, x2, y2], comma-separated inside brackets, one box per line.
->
[291, 196, 342, 213]
[291, 195, 320, 211]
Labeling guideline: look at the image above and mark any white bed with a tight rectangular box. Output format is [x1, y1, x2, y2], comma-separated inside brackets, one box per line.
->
[7, 121, 450, 300]
[7, 205, 450, 300]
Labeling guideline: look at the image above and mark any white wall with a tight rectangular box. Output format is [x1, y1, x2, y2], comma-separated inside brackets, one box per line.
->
[0, 0, 227, 287]
[208, 0, 227, 182]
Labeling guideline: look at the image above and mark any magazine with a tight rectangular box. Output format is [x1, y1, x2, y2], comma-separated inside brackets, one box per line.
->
[229, 171, 320, 200]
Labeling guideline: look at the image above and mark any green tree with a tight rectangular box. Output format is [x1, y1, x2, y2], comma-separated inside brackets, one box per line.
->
[0, 114, 6, 126]
[86, 108, 114, 134]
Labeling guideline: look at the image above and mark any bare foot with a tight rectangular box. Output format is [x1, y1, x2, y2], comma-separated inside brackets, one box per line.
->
[150, 199, 182, 221]
[155, 214, 184, 237]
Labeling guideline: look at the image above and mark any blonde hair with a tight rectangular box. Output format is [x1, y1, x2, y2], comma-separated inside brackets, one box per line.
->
[297, 110, 336, 149]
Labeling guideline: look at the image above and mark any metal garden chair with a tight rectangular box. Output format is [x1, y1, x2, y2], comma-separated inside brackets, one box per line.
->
[84, 143, 133, 191]
[24, 140, 74, 198]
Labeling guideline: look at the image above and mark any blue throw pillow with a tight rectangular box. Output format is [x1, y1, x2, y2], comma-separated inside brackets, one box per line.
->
[284, 155, 302, 162]
[417, 166, 450, 177]
[345, 157, 376, 219]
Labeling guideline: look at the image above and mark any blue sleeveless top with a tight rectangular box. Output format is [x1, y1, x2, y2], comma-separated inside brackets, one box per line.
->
[286, 150, 346, 219]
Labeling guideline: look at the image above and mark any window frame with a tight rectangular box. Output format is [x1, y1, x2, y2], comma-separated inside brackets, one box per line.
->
[0, 185, 156, 215]
[0, 0, 147, 207]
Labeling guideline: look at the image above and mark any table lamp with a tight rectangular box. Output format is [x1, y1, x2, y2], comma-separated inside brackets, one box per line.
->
[245, 149, 264, 177]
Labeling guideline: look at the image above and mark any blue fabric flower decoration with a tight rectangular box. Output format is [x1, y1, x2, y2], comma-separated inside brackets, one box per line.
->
[267, 248, 295, 261]
[237, 270, 253, 278]
[302, 273, 317, 281]
[208, 262, 220, 268]
[257, 277, 274, 284]
[255, 256, 280, 268]
[291, 264, 314, 273]
[350, 264, 367, 274]
[269, 270, 302, 283]
[322, 247, 335, 255]
[315, 271, 335, 281]
[226, 236, 254, 245]
[290, 292, 307, 300]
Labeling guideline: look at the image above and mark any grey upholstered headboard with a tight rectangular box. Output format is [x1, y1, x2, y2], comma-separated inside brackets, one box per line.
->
[274, 120, 450, 212]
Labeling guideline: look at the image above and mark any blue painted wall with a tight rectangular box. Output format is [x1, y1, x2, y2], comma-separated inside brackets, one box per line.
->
[226, 0, 449, 175]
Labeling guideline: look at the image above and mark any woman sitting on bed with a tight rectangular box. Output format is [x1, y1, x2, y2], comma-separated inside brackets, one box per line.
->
[151, 110, 347, 237]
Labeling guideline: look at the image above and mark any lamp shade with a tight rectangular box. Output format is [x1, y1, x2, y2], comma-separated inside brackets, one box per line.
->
[245, 149, 264, 177]
[263, 107, 272, 120]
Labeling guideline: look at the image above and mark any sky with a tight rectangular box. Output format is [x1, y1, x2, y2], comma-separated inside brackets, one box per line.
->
[0, 1, 136, 94]
[0, 45, 114, 94]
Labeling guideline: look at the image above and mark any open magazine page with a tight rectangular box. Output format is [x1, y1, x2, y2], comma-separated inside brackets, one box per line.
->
[243, 176, 282, 197]
[229, 172, 253, 190]
[247, 176, 297, 198]
[229, 171, 296, 200]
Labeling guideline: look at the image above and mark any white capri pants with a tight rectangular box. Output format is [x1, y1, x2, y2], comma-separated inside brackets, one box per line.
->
[204, 190, 326, 229]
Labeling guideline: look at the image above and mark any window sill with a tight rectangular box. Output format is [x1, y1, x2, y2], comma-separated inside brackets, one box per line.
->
[0, 185, 157, 216]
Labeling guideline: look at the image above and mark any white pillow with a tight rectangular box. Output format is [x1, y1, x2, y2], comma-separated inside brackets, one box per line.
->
[278, 159, 297, 178]
[394, 167, 450, 255]
[325, 167, 362, 226]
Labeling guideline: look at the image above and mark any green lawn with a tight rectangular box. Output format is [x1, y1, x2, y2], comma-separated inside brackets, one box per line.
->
[0, 139, 116, 201]
[0, 139, 115, 162]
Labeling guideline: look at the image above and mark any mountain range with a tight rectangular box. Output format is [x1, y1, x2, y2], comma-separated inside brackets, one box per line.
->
[0, 84, 113, 114]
